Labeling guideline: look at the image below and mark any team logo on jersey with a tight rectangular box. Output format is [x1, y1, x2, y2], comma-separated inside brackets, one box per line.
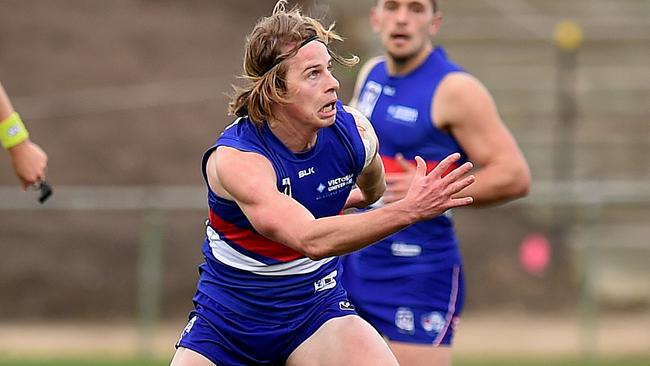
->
[298, 167, 315, 178]
[395, 307, 415, 334]
[339, 301, 356, 311]
[357, 81, 382, 118]
[326, 174, 354, 192]
[390, 242, 422, 257]
[387, 105, 419, 124]
[315, 173, 354, 199]
[421, 311, 446, 334]
[383, 85, 396, 96]
[314, 270, 337, 292]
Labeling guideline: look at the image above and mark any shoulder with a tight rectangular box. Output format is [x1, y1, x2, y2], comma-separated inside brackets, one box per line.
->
[357, 56, 384, 81]
[426, 46, 465, 74]
[208, 145, 276, 200]
[214, 145, 272, 171]
[334, 102, 373, 141]
[206, 117, 269, 182]
[342, 105, 372, 133]
[218, 117, 253, 140]
[342, 105, 378, 168]
[439, 72, 484, 95]
[216, 117, 267, 151]
[350, 56, 385, 107]
[435, 72, 493, 112]
[434, 72, 498, 128]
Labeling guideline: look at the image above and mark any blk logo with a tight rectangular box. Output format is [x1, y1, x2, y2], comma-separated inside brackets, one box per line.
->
[298, 167, 315, 178]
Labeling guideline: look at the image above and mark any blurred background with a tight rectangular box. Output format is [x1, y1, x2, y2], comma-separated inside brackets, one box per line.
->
[0, 0, 648, 365]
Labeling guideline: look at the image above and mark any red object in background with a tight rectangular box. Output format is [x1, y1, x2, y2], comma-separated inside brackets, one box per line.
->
[519, 233, 552, 275]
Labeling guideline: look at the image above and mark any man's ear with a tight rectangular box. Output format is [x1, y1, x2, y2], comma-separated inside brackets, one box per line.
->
[430, 11, 443, 36]
[370, 6, 380, 33]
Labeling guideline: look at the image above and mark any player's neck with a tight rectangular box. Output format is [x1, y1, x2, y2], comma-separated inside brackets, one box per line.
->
[386, 43, 433, 76]
[268, 116, 318, 153]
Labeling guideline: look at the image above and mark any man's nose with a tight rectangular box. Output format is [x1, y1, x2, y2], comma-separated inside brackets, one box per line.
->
[395, 5, 411, 24]
[325, 71, 340, 93]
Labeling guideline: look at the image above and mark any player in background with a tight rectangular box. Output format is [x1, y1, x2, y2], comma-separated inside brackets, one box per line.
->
[344, 1, 531, 365]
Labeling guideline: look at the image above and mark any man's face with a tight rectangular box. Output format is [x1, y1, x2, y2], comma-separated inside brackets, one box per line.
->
[372, 0, 440, 62]
[281, 41, 340, 128]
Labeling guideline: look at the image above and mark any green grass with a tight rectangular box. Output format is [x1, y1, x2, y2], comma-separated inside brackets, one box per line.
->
[0, 360, 165, 366]
[456, 357, 650, 366]
[0, 358, 165, 366]
[1, 357, 649, 366]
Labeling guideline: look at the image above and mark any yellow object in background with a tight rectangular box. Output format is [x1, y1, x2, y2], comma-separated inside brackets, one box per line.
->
[555, 20, 583, 51]
[0, 112, 30, 149]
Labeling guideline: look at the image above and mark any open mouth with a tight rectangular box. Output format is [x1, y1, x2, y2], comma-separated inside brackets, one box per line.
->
[390, 33, 410, 42]
[320, 101, 336, 114]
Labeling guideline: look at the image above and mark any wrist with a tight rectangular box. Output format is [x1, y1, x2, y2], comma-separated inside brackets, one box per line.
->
[384, 199, 418, 226]
[0, 112, 30, 150]
[7, 138, 31, 155]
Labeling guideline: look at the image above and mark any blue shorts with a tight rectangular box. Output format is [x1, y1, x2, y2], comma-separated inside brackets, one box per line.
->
[176, 291, 358, 365]
[345, 265, 465, 345]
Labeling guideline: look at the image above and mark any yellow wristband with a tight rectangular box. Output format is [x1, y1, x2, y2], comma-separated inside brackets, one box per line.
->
[0, 112, 30, 149]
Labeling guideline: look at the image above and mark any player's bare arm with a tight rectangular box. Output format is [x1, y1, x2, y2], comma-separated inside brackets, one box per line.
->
[1, 82, 49, 190]
[434, 72, 531, 206]
[208, 146, 474, 260]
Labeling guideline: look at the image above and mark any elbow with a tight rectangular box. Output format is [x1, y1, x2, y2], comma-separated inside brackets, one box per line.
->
[376, 182, 387, 202]
[518, 176, 531, 198]
[362, 180, 386, 207]
[258, 225, 329, 261]
[518, 165, 532, 197]
[293, 232, 331, 261]
[306, 252, 328, 261]
[376, 180, 387, 198]
[508, 166, 532, 199]
[301, 241, 330, 261]
[365, 188, 385, 207]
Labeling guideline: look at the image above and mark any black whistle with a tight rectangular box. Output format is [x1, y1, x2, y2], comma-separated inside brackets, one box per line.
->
[36, 181, 53, 204]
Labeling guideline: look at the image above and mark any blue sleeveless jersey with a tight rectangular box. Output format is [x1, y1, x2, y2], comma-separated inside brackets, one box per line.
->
[352, 47, 468, 276]
[196, 100, 367, 322]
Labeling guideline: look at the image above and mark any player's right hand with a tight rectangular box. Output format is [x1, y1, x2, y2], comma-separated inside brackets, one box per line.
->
[9, 140, 48, 190]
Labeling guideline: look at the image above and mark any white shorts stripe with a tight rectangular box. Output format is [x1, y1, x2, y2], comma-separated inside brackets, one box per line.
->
[206, 226, 334, 276]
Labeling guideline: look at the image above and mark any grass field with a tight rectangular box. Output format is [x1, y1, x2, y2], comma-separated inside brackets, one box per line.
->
[1, 357, 650, 366]
[2, 315, 647, 366]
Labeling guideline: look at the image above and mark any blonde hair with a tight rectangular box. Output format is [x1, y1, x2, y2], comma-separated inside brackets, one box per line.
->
[229, 0, 359, 125]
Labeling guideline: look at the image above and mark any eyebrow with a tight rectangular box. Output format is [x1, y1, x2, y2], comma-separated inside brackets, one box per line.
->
[301, 57, 332, 74]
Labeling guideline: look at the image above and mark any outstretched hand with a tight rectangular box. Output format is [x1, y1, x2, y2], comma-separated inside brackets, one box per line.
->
[401, 153, 475, 221]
